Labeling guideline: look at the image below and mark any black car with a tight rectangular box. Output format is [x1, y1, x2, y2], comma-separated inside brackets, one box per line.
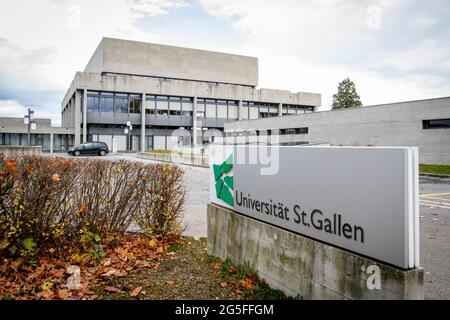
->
[68, 142, 109, 157]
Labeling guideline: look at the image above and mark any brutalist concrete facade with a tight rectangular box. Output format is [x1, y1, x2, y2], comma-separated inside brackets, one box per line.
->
[208, 204, 425, 300]
[61, 38, 321, 152]
[225, 97, 450, 165]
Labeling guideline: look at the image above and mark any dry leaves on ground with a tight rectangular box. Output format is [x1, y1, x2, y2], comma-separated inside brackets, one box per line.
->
[0, 234, 176, 300]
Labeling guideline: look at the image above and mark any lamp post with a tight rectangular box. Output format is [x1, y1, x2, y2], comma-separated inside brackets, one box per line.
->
[24, 108, 36, 146]
[125, 121, 133, 152]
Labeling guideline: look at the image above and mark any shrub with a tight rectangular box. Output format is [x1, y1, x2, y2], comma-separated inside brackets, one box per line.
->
[136, 163, 186, 237]
[0, 156, 186, 260]
[0, 157, 82, 258]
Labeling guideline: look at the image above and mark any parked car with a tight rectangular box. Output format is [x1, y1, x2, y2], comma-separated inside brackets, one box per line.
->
[68, 142, 109, 157]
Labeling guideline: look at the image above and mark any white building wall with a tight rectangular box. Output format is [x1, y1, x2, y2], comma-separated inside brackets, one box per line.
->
[225, 97, 450, 165]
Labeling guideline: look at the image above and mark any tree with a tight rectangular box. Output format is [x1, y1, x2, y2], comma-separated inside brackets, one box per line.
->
[331, 78, 362, 110]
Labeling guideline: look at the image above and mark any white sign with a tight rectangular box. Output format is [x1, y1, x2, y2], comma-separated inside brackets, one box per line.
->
[30, 123, 37, 130]
[209, 145, 419, 269]
[126, 121, 131, 127]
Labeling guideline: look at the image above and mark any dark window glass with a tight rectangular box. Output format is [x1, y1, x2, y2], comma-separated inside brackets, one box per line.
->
[423, 119, 450, 129]
[129, 98, 142, 113]
[87, 96, 98, 112]
[114, 98, 128, 113]
[99, 97, 113, 112]
[170, 110, 181, 116]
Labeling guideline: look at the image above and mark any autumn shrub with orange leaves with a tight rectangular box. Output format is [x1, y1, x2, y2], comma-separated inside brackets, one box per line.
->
[0, 156, 185, 262]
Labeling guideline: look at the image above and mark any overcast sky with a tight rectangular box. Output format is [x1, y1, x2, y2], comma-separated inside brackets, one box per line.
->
[0, 0, 449, 126]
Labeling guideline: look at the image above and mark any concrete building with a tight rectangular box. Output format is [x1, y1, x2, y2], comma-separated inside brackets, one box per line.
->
[0, 117, 74, 153]
[224, 97, 450, 165]
[61, 37, 321, 152]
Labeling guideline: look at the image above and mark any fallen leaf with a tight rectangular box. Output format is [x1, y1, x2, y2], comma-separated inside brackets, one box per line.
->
[148, 239, 157, 249]
[152, 263, 160, 270]
[58, 289, 71, 300]
[10, 260, 21, 272]
[220, 282, 228, 288]
[41, 281, 53, 291]
[103, 286, 121, 293]
[130, 286, 142, 297]
[211, 262, 222, 270]
[41, 290, 54, 299]
[241, 277, 257, 290]
[166, 280, 175, 286]
[48, 248, 56, 254]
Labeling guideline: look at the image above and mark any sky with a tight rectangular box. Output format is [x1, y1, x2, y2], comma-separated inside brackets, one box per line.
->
[0, 0, 449, 126]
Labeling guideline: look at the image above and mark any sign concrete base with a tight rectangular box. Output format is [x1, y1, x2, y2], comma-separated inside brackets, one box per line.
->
[207, 203, 424, 300]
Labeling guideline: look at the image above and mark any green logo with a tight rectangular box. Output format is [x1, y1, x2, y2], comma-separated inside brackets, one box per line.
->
[213, 154, 234, 207]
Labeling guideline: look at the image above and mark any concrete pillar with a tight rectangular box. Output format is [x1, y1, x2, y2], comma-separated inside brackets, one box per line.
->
[278, 103, 283, 117]
[82, 88, 87, 143]
[238, 100, 243, 121]
[192, 96, 198, 148]
[74, 90, 81, 147]
[141, 93, 146, 152]
[50, 133, 54, 154]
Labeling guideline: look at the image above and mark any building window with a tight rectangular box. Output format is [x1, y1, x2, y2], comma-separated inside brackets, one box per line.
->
[114, 97, 128, 113]
[99, 97, 114, 112]
[280, 128, 309, 135]
[129, 96, 142, 113]
[423, 119, 450, 129]
[87, 96, 99, 112]
[206, 100, 216, 118]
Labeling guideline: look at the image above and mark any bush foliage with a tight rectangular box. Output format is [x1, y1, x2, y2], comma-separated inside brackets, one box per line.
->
[0, 156, 185, 260]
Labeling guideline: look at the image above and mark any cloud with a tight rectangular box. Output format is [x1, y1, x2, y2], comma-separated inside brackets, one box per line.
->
[0, 0, 187, 125]
[198, 0, 450, 109]
[128, 0, 189, 17]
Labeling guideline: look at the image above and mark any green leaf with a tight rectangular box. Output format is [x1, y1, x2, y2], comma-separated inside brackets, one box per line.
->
[23, 238, 36, 252]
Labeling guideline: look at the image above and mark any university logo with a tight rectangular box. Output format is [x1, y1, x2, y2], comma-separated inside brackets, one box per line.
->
[213, 154, 234, 207]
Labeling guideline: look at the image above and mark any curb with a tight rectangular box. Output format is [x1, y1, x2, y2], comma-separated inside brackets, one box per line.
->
[419, 173, 450, 179]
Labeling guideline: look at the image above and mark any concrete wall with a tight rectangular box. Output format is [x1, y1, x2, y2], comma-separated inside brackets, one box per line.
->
[84, 38, 259, 87]
[225, 97, 450, 165]
[62, 72, 321, 112]
[0, 146, 42, 157]
[208, 204, 424, 300]
[137, 152, 208, 167]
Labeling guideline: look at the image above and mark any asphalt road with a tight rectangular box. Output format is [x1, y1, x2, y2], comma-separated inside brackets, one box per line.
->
[419, 176, 450, 300]
[48, 153, 450, 299]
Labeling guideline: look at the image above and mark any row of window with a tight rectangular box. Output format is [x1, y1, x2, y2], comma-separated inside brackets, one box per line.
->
[85, 91, 315, 120]
[87, 92, 142, 113]
[0, 133, 73, 151]
[227, 127, 309, 137]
